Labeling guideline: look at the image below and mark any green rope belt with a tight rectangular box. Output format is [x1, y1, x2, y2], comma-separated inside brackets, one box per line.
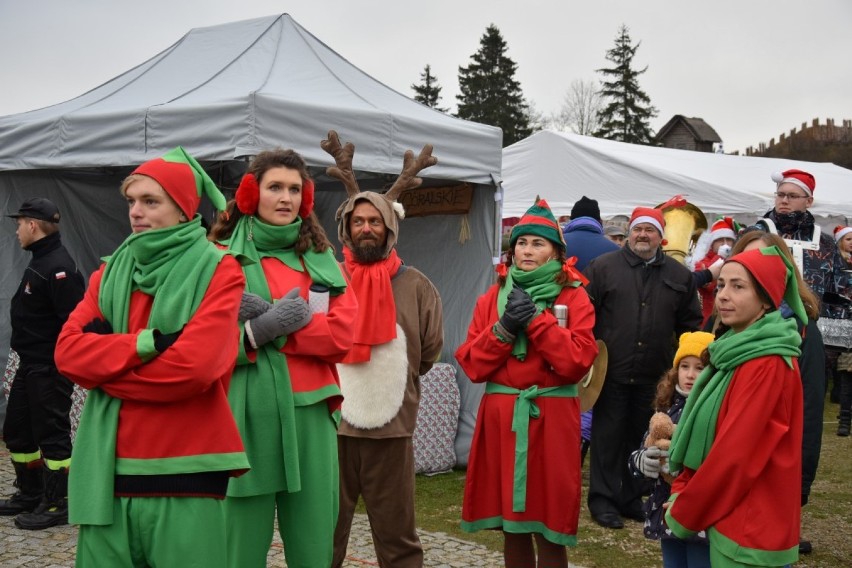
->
[485, 382, 578, 512]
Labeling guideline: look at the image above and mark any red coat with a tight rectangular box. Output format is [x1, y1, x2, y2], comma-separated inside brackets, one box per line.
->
[55, 256, 247, 470]
[694, 250, 721, 326]
[456, 284, 597, 543]
[667, 356, 802, 563]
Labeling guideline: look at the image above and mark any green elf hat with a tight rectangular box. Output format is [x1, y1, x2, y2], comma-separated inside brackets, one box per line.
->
[726, 245, 808, 324]
[509, 197, 566, 250]
[132, 146, 227, 218]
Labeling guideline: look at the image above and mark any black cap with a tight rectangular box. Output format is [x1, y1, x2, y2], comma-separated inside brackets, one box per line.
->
[7, 198, 60, 223]
[570, 196, 601, 223]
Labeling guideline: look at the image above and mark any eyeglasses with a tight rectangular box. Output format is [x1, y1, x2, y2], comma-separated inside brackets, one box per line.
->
[774, 192, 808, 201]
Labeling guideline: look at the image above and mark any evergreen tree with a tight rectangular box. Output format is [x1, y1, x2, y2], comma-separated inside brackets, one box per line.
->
[411, 64, 447, 112]
[456, 24, 532, 146]
[595, 25, 658, 144]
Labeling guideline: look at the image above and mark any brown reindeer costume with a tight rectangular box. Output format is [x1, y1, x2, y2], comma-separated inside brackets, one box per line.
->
[324, 132, 444, 568]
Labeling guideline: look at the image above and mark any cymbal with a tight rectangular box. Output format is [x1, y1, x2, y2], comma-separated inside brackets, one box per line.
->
[579, 340, 608, 412]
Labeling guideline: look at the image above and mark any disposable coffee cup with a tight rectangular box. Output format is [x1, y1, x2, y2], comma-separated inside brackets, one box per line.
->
[309, 284, 330, 314]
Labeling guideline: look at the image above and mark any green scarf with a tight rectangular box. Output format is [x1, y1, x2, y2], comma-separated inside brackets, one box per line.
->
[220, 215, 346, 497]
[70, 218, 228, 525]
[668, 311, 801, 473]
[497, 261, 581, 360]
[222, 216, 347, 295]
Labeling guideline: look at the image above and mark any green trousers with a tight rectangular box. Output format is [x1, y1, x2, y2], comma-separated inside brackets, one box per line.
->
[76, 496, 228, 568]
[226, 403, 339, 568]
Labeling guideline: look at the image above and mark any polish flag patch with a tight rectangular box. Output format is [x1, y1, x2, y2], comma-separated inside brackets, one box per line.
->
[55, 271, 67, 280]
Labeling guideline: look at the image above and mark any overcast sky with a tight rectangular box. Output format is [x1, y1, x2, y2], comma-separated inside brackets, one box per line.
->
[1, 0, 849, 154]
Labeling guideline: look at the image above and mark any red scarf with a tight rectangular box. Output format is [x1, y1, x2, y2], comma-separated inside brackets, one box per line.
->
[342, 247, 403, 363]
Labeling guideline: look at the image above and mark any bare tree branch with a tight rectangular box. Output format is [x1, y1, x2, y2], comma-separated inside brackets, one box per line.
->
[551, 79, 602, 135]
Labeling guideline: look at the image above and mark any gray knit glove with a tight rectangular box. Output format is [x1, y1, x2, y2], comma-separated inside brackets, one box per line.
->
[239, 292, 272, 321]
[245, 288, 311, 347]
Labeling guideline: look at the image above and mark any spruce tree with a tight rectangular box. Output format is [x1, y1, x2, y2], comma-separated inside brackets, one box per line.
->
[411, 64, 447, 112]
[595, 25, 658, 144]
[457, 24, 532, 146]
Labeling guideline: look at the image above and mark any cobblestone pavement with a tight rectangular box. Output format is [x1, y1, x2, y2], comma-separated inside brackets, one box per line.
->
[0, 449, 508, 567]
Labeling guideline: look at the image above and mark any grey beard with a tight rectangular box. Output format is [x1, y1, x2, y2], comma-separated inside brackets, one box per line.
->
[350, 242, 387, 263]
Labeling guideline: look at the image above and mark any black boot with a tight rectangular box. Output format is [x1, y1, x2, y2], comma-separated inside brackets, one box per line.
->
[14, 466, 68, 530]
[0, 459, 44, 516]
[838, 410, 851, 437]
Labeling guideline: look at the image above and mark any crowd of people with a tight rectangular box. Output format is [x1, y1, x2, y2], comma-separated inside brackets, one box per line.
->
[1, 136, 850, 568]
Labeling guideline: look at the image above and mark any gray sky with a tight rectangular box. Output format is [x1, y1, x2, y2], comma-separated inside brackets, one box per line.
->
[1, 0, 850, 154]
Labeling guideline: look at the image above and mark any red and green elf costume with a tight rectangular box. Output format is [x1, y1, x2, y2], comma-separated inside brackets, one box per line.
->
[55, 147, 250, 567]
[457, 199, 598, 546]
[666, 246, 804, 567]
[219, 171, 355, 568]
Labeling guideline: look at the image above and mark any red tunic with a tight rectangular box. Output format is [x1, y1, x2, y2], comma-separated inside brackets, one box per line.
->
[55, 256, 247, 470]
[456, 285, 597, 543]
[667, 356, 802, 562]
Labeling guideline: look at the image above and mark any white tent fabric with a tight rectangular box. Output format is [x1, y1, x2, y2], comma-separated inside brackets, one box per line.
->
[502, 130, 852, 226]
[0, 14, 503, 465]
[0, 14, 501, 184]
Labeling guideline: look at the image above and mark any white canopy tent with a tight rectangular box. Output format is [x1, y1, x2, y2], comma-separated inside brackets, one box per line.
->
[502, 130, 852, 227]
[0, 14, 503, 464]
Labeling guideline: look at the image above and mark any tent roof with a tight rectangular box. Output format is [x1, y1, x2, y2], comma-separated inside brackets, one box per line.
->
[501, 130, 852, 222]
[0, 14, 502, 184]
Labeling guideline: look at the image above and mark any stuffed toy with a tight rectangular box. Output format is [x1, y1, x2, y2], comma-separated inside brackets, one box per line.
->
[645, 411, 675, 483]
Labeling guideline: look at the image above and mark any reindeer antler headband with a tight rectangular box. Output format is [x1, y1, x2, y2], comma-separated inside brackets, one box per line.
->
[322, 130, 437, 221]
[322, 130, 437, 254]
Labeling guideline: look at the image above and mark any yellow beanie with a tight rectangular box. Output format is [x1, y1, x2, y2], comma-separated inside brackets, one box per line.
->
[673, 331, 714, 367]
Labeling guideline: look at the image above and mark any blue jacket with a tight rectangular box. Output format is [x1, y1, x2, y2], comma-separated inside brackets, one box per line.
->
[562, 217, 619, 271]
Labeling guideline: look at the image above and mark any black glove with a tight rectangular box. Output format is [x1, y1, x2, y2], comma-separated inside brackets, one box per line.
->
[499, 286, 538, 335]
[154, 328, 183, 353]
[83, 318, 113, 335]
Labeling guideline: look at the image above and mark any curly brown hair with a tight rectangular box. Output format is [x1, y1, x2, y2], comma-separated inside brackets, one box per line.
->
[208, 149, 333, 255]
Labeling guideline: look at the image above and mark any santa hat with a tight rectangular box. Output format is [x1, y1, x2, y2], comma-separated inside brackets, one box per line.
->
[673, 331, 714, 367]
[834, 225, 852, 243]
[770, 168, 815, 197]
[727, 246, 807, 324]
[709, 216, 739, 242]
[629, 206, 665, 236]
[132, 146, 226, 218]
[510, 198, 566, 250]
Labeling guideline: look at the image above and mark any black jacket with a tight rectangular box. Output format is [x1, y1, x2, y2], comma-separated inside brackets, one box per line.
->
[10, 232, 85, 365]
[584, 246, 702, 384]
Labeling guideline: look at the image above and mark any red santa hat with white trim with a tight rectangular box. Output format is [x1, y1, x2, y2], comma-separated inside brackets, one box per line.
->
[629, 206, 665, 236]
[834, 225, 852, 242]
[770, 168, 816, 197]
[709, 216, 739, 242]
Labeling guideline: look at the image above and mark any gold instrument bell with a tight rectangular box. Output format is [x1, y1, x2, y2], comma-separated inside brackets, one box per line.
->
[655, 195, 707, 265]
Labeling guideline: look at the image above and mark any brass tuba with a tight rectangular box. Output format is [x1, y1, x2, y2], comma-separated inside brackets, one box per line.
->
[655, 196, 707, 265]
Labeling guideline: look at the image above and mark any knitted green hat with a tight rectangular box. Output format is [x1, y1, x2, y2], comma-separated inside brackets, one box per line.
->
[510, 198, 566, 250]
[132, 146, 226, 218]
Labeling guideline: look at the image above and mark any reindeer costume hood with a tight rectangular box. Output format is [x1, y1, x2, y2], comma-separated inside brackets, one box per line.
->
[323, 130, 437, 258]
